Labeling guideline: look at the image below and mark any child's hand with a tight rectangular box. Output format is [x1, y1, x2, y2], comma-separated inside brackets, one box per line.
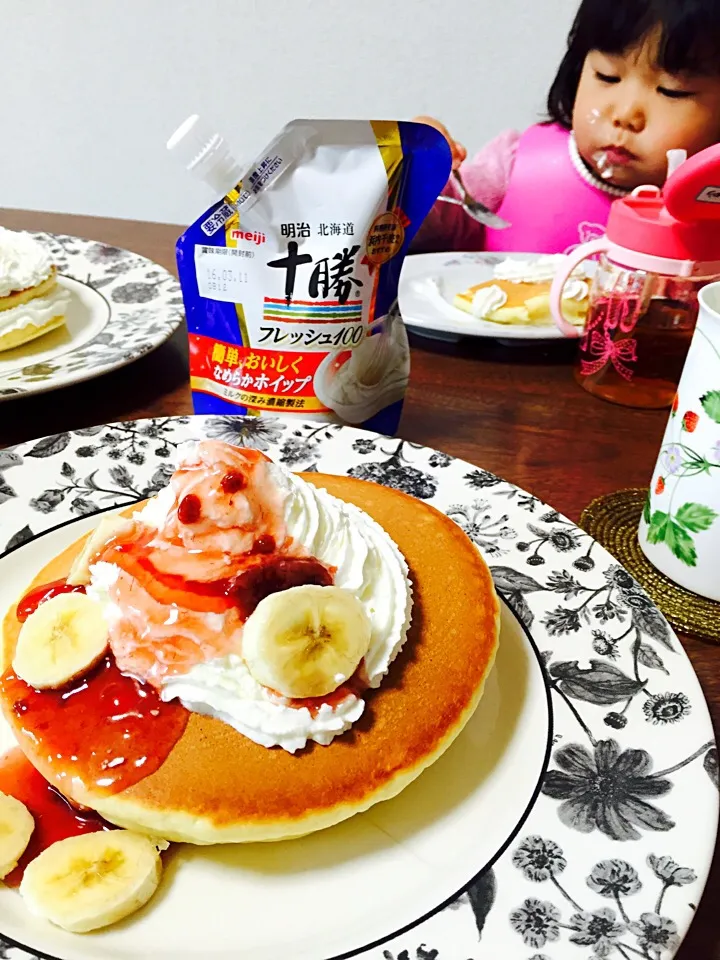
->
[413, 116, 467, 170]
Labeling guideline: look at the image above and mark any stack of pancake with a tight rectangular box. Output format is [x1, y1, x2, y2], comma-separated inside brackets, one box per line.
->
[0, 228, 70, 352]
[2, 474, 500, 844]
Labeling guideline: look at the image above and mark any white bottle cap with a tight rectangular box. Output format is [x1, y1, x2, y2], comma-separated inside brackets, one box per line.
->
[666, 149, 687, 180]
[167, 114, 243, 196]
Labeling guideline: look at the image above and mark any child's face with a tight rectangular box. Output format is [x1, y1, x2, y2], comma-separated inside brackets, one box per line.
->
[573, 30, 720, 189]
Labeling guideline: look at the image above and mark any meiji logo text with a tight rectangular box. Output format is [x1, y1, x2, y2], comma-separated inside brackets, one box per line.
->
[696, 186, 720, 204]
[230, 230, 267, 245]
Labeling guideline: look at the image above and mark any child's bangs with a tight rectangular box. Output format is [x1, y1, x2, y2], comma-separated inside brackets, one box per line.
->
[548, 0, 720, 129]
[580, 0, 720, 77]
[572, 1, 655, 60]
[654, 6, 720, 77]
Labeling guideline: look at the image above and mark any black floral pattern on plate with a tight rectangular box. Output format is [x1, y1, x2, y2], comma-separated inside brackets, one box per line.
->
[348, 439, 438, 499]
[203, 414, 287, 451]
[446, 500, 516, 556]
[542, 739, 675, 841]
[509, 834, 696, 958]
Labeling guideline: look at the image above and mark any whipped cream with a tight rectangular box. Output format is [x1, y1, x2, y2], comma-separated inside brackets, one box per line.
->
[0, 285, 70, 336]
[494, 255, 587, 285]
[162, 655, 365, 753]
[270, 463, 412, 686]
[86, 560, 123, 623]
[561, 278, 589, 301]
[90, 444, 413, 753]
[313, 315, 409, 425]
[0, 228, 54, 298]
[470, 284, 507, 318]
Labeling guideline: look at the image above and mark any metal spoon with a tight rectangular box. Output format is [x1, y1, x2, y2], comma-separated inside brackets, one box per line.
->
[437, 169, 510, 230]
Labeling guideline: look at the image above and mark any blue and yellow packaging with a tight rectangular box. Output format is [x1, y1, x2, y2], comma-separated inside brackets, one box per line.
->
[176, 120, 451, 434]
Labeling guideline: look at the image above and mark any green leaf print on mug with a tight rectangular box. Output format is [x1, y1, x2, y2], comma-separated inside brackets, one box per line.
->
[675, 502, 718, 532]
[700, 390, 720, 424]
[647, 502, 718, 567]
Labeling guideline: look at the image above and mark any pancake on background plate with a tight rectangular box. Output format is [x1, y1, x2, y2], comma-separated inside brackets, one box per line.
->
[453, 254, 589, 326]
[1, 441, 500, 847]
[0, 228, 70, 352]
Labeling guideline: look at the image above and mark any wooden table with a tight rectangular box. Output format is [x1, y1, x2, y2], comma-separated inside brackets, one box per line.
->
[0, 208, 717, 957]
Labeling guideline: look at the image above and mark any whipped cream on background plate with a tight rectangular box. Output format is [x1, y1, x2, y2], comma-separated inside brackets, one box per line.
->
[0, 287, 71, 335]
[561, 278, 589, 301]
[0, 227, 54, 298]
[470, 284, 508, 318]
[89, 442, 412, 753]
[493, 254, 588, 285]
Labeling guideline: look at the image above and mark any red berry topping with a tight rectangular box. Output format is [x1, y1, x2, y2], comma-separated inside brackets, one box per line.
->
[177, 494, 202, 524]
[251, 535, 276, 555]
[221, 471, 248, 494]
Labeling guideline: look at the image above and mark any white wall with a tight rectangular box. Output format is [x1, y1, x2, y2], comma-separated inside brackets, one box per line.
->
[0, 0, 576, 225]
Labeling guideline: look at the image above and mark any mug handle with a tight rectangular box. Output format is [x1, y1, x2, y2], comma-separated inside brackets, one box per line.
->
[550, 238, 609, 338]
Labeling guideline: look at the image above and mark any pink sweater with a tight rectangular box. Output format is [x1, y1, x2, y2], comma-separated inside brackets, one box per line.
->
[413, 129, 521, 252]
[413, 125, 619, 254]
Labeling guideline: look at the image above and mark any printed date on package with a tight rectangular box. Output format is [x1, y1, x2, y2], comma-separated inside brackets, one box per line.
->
[195, 245, 254, 302]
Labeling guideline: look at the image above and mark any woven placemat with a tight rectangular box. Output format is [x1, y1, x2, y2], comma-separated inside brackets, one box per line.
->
[580, 487, 720, 642]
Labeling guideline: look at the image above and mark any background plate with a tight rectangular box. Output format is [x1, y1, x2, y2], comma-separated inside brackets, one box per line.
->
[399, 252, 572, 342]
[0, 232, 183, 398]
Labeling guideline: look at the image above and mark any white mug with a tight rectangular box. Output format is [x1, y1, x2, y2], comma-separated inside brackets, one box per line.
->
[639, 281, 720, 600]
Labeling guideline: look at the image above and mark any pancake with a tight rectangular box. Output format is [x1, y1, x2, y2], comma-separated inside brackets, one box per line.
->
[0, 268, 58, 313]
[453, 276, 588, 327]
[1, 474, 500, 844]
[0, 313, 67, 353]
[0, 234, 70, 352]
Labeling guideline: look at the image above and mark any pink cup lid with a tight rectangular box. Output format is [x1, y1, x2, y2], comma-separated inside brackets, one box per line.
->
[606, 143, 720, 263]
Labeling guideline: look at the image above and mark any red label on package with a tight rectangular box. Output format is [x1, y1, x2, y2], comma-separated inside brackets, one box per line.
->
[189, 334, 330, 412]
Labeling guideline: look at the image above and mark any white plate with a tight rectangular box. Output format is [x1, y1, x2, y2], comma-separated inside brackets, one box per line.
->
[0, 232, 183, 398]
[0, 416, 715, 960]
[399, 252, 571, 342]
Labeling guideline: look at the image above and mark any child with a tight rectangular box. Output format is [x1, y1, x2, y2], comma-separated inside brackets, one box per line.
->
[414, 0, 720, 255]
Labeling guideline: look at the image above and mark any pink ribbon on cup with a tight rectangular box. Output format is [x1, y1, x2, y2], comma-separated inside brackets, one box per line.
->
[580, 330, 638, 381]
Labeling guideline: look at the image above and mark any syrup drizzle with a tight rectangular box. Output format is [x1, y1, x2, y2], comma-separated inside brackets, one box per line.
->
[16, 579, 86, 623]
[0, 748, 112, 886]
[0, 654, 189, 796]
[105, 545, 333, 618]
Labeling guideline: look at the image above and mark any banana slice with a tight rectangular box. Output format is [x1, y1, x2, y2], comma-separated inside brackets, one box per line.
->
[243, 584, 371, 699]
[0, 792, 34, 879]
[13, 592, 109, 690]
[67, 514, 134, 586]
[20, 830, 162, 933]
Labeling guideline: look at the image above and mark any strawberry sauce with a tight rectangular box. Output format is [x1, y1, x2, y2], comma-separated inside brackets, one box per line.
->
[104, 542, 332, 618]
[0, 749, 112, 886]
[286, 669, 363, 716]
[0, 654, 189, 796]
[16, 579, 86, 623]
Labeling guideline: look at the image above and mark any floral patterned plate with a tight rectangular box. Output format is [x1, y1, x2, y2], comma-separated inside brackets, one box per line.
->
[0, 232, 183, 398]
[0, 416, 715, 960]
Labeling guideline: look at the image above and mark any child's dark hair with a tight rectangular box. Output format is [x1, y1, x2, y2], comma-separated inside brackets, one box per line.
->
[548, 0, 720, 128]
